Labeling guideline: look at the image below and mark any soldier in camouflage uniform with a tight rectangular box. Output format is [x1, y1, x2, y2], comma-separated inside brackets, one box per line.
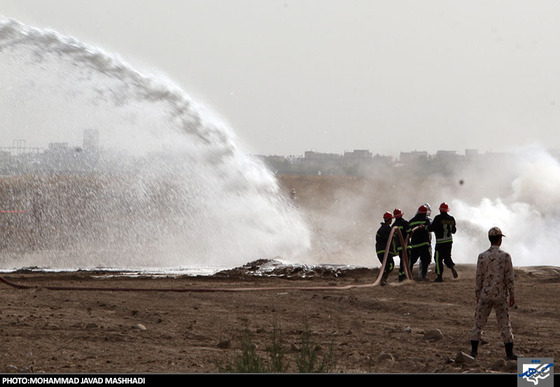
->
[470, 227, 517, 360]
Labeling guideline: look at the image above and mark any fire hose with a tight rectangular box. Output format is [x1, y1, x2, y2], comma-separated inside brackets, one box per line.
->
[0, 226, 418, 293]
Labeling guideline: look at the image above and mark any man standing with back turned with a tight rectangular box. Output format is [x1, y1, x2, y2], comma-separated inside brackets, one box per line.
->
[428, 202, 458, 282]
[408, 205, 432, 280]
[375, 211, 396, 286]
[470, 227, 517, 360]
[392, 208, 411, 282]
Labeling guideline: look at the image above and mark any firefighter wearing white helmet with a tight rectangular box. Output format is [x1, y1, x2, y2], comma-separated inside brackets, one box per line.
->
[428, 202, 458, 282]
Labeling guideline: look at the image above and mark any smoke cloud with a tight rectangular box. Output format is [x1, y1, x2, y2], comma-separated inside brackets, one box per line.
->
[453, 144, 560, 266]
[283, 144, 560, 269]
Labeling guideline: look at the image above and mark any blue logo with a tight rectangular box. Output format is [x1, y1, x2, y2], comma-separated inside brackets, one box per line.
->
[518, 358, 554, 387]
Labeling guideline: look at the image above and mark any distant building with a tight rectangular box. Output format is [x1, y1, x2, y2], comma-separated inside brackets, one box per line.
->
[399, 151, 428, 163]
[465, 149, 479, 159]
[435, 150, 458, 160]
[304, 151, 341, 161]
[0, 129, 105, 175]
[344, 149, 373, 160]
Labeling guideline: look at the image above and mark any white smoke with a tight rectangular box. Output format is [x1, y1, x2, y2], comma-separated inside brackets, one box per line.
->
[282, 144, 560, 269]
[452, 144, 560, 267]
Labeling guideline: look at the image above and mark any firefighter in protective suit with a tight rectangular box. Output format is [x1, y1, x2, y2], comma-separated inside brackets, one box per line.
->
[408, 205, 432, 280]
[375, 211, 396, 286]
[428, 202, 458, 282]
[392, 208, 411, 282]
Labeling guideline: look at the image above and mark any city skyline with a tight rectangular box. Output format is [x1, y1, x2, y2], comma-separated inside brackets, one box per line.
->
[0, 134, 542, 160]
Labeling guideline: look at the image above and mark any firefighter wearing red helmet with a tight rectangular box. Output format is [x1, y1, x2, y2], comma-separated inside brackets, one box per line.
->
[428, 202, 458, 282]
[375, 211, 396, 285]
[392, 208, 412, 282]
[408, 204, 432, 280]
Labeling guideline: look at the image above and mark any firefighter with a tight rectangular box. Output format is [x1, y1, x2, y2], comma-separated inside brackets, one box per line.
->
[408, 205, 432, 280]
[470, 227, 517, 360]
[392, 208, 411, 282]
[422, 203, 434, 274]
[428, 202, 458, 282]
[375, 211, 395, 286]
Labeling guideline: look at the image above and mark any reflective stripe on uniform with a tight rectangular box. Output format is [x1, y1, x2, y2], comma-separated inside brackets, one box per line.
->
[435, 250, 441, 275]
[409, 241, 430, 249]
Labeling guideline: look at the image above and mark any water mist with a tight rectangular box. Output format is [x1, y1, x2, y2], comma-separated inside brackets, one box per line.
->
[0, 18, 310, 273]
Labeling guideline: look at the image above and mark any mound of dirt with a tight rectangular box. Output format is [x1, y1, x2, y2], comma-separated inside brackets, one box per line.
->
[214, 258, 371, 280]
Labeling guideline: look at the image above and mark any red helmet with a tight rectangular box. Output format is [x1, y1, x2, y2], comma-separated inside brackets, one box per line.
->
[383, 211, 393, 220]
[393, 208, 403, 218]
[439, 202, 449, 212]
[418, 205, 428, 214]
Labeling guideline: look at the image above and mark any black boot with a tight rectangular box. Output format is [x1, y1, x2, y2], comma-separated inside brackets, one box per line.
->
[505, 342, 518, 360]
[470, 340, 479, 358]
[380, 272, 388, 286]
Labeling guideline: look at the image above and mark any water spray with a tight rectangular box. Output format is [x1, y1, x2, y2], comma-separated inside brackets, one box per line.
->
[0, 18, 311, 272]
[0, 227, 417, 293]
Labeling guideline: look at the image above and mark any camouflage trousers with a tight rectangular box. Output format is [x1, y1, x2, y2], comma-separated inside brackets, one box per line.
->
[470, 297, 514, 343]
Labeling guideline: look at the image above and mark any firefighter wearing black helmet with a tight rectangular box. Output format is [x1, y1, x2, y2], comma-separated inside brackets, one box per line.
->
[408, 204, 432, 280]
[428, 202, 458, 282]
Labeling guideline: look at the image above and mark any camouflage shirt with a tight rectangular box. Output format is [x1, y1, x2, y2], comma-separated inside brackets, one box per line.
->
[475, 245, 515, 301]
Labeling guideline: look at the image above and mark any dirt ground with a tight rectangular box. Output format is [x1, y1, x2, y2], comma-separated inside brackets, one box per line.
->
[0, 174, 558, 375]
[0, 263, 558, 375]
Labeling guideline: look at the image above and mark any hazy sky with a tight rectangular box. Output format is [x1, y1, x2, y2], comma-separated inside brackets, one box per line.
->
[1, 0, 560, 156]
